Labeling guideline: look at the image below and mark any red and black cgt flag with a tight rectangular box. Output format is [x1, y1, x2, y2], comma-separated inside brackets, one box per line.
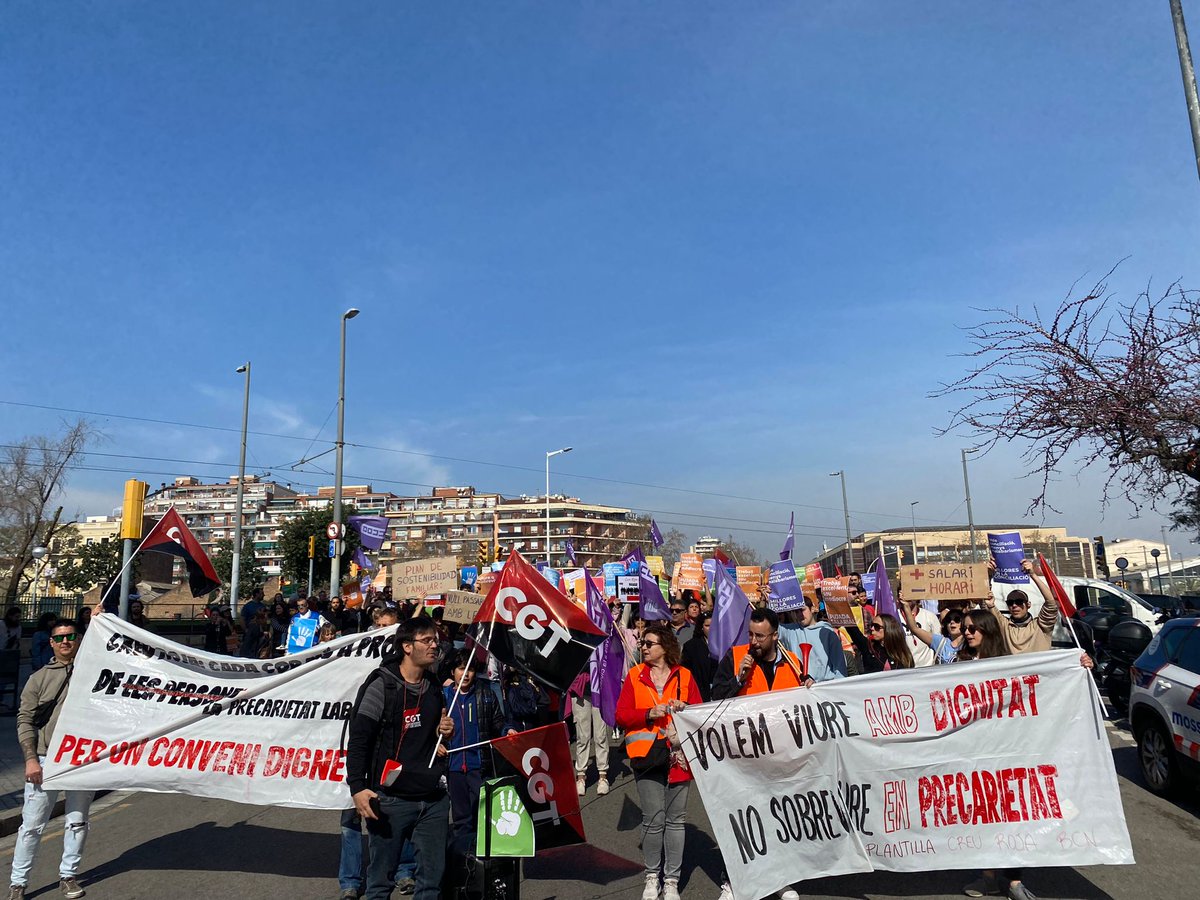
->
[141, 508, 221, 597]
[471, 550, 604, 693]
[490, 722, 585, 848]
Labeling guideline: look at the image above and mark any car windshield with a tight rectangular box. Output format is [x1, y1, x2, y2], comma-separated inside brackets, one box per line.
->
[1108, 583, 1157, 612]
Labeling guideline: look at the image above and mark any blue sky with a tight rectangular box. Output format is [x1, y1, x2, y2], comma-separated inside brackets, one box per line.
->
[3, 1, 1199, 561]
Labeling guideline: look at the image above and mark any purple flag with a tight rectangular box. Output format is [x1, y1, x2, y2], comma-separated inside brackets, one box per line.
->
[353, 546, 374, 570]
[585, 571, 624, 727]
[347, 515, 388, 552]
[638, 561, 670, 621]
[621, 545, 646, 568]
[872, 556, 898, 619]
[710, 563, 751, 661]
[780, 512, 795, 561]
[650, 519, 664, 549]
[565, 539, 576, 565]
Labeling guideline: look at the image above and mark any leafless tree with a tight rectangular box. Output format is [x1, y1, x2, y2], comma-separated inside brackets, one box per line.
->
[933, 266, 1200, 515]
[0, 420, 94, 604]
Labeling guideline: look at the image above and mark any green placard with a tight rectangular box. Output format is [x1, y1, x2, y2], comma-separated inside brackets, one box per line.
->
[476, 778, 535, 858]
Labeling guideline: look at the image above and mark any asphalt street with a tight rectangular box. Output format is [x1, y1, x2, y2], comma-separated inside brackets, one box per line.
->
[0, 719, 1196, 900]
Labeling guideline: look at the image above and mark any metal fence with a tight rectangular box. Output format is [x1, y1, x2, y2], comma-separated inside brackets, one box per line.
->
[13, 594, 86, 623]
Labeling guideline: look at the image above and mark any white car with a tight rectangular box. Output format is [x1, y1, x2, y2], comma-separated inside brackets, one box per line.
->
[1129, 617, 1200, 796]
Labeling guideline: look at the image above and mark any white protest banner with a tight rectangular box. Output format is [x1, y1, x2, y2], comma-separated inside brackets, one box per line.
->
[674, 651, 1132, 900]
[41, 614, 399, 809]
[392, 556, 458, 598]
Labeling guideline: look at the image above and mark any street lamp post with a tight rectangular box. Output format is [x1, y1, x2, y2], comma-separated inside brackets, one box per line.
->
[910, 501, 920, 566]
[829, 471, 853, 573]
[230, 361, 251, 616]
[329, 308, 360, 597]
[545, 448, 572, 567]
[1152, 548, 1163, 594]
[961, 448, 979, 562]
[30, 546, 48, 610]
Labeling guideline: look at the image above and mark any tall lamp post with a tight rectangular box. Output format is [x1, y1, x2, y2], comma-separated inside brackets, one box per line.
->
[230, 361, 251, 616]
[910, 501, 920, 566]
[329, 308, 360, 597]
[829, 471, 853, 573]
[961, 448, 979, 561]
[30, 546, 48, 610]
[546, 448, 572, 566]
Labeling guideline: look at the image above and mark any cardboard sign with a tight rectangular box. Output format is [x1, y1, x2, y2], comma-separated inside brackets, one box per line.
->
[736, 566, 761, 596]
[901, 562, 990, 603]
[392, 557, 459, 599]
[646, 555, 665, 577]
[444, 589, 485, 624]
[678, 554, 705, 591]
[476, 570, 497, 598]
[819, 578, 853, 627]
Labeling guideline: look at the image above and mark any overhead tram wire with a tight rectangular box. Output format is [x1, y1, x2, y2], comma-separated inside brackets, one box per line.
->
[2, 398, 935, 524]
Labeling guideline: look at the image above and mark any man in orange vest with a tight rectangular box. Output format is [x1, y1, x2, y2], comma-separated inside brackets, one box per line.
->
[711, 607, 807, 900]
[712, 606, 808, 699]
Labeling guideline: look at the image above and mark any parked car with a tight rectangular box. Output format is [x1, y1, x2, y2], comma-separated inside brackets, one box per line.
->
[1129, 617, 1200, 796]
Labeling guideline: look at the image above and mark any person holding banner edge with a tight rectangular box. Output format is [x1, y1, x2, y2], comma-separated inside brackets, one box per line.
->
[10, 619, 91, 900]
[616, 623, 702, 900]
[345, 617, 454, 900]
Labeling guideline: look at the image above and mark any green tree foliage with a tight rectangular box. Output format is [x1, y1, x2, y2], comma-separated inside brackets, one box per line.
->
[210, 536, 267, 600]
[277, 507, 361, 592]
[55, 530, 132, 595]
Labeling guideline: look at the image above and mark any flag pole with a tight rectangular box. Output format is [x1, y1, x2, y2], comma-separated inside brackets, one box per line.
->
[429, 613, 498, 767]
[98, 506, 172, 614]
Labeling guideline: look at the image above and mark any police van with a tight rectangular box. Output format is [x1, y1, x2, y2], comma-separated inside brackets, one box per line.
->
[1129, 617, 1200, 796]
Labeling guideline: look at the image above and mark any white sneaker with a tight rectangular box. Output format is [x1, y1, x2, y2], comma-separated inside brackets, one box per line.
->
[597, 776, 610, 795]
[779, 890, 800, 900]
[576, 776, 586, 796]
[717, 882, 734, 900]
[662, 879, 680, 900]
[642, 873, 660, 900]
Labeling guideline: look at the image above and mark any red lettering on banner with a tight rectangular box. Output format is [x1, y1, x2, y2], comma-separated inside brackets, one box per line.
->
[929, 675, 1041, 733]
[863, 695, 918, 737]
[918, 764, 1061, 828]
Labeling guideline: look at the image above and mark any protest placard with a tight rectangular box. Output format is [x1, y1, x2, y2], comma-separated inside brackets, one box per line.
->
[987, 532, 1030, 585]
[42, 615, 398, 809]
[444, 590, 485, 624]
[392, 557, 458, 598]
[476, 570, 497, 598]
[615, 574, 640, 604]
[675, 651, 1132, 900]
[767, 560, 804, 612]
[819, 578, 854, 626]
[901, 562, 990, 603]
[736, 566, 761, 597]
[646, 555, 665, 577]
[678, 554, 705, 591]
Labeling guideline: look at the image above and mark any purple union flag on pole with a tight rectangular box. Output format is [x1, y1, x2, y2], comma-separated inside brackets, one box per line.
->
[650, 519, 664, 549]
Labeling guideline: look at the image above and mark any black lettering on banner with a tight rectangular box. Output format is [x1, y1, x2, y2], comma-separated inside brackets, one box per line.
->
[685, 712, 775, 772]
[729, 804, 768, 863]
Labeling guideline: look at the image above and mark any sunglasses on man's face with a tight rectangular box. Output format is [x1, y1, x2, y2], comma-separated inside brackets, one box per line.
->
[50, 634, 79, 644]
[1007, 600, 1028, 608]
[670, 607, 685, 614]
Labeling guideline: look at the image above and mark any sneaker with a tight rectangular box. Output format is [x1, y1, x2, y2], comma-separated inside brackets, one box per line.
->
[396, 878, 415, 895]
[662, 879, 681, 900]
[964, 875, 1000, 897]
[717, 882, 734, 900]
[780, 891, 800, 900]
[577, 776, 586, 796]
[59, 880, 85, 899]
[340, 891, 359, 900]
[1007, 885, 1038, 900]
[597, 776, 610, 795]
[8, 887, 25, 900]
[642, 873, 660, 900]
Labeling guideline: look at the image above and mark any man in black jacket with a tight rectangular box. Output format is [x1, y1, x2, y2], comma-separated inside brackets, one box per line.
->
[346, 618, 454, 900]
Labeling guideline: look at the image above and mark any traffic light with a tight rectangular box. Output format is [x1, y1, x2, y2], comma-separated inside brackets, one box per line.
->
[477, 540, 488, 567]
[308, 535, 316, 559]
[1093, 536, 1108, 579]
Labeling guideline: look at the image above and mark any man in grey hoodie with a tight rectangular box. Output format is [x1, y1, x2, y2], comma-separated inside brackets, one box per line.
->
[777, 598, 847, 682]
[9, 618, 92, 900]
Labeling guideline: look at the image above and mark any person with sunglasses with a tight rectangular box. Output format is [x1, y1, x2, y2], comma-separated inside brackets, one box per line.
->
[983, 558, 1059, 656]
[615, 624, 702, 900]
[899, 605, 966, 664]
[668, 601, 694, 645]
[11, 619, 91, 899]
[846, 613, 915, 673]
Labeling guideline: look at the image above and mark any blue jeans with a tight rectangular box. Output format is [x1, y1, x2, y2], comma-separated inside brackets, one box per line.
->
[342, 809, 415, 890]
[366, 793, 450, 900]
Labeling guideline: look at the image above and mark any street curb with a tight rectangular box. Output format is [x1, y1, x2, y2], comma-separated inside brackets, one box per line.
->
[0, 791, 110, 838]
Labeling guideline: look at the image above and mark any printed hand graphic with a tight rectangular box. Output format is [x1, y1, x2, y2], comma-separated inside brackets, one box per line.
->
[491, 789, 526, 837]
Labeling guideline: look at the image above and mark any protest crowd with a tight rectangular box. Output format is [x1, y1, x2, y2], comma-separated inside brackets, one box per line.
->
[8, 511, 1115, 900]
